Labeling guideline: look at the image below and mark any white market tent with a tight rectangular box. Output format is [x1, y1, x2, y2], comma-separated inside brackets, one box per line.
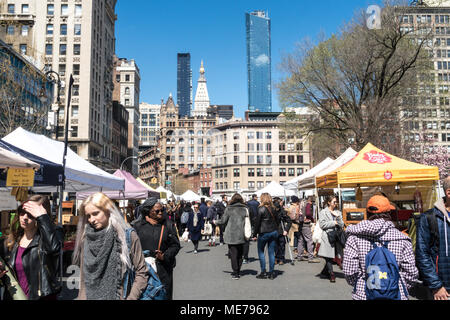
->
[283, 157, 334, 191]
[2, 127, 124, 192]
[299, 147, 358, 190]
[156, 185, 175, 198]
[0, 146, 40, 170]
[180, 189, 202, 202]
[256, 181, 296, 197]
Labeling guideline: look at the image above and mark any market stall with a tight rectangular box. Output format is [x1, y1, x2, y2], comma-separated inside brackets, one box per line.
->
[315, 143, 440, 229]
[283, 157, 334, 191]
[180, 190, 202, 202]
[256, 181, 296, 198]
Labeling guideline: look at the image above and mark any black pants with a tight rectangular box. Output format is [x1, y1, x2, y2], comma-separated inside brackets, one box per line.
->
[228, 244, 244, 275]
[243, 240, 250, 260]
[322, 257, 334, 276]
[275, 234, 286, 261]
[219, 225, 225, 243]
[192, 240, 199, 251]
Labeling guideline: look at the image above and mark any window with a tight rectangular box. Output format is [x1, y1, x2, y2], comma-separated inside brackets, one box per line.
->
[60, 44, 67, 55]
[47, 4, 54, 15]
[248, 182, 255, 190]
[125, 87, 130, 95]
[279, 155, 286, 164]
[266, 155, 272, 164]
[72, 85, 79, 96]
[257, 143, 264, 151]
[247, 131, 254, 139]
[71, 126, 78, 138]
[46, 24, 54, 35]
[256, 132, 263, 139]
[19, 44, 27, 55]
[288, 168, 295, 177]
[287, 143, 295, 151]
[60, 24, 67, 35]
[297, 155, 304, 164]
[74, 24, 81, 36]
[233, 182, 240, 191]
[266, 168, 272, 177]
[248, 143, 254, 151]
[234, 156, 239, 164]
[74, 44, 81, 55]
[125, 74, 130, 82]
[233, 168, 240, 177]
[58, 64, 65, 76]
[61, 4, 69, 16]
[7, 4, 14, 14]
[266, 143, 272, 151]
[257, 168, 264, 177]
[233, 132, 239, 140]
[257, 181, 265, 190]
[73, 64, 80, 76]
[248, 168, 255, 177]
[7, 26, 14, 36]
[257, 155, 263, 164]
[279, 143, 286, 151]
[297, 168, 304, 176]
[45, 44, 53, 55]
[21, 25, 29, 36]
[296, 143, 303, 151]
[266, 131, 272, 139]
[75, 5, 82, 17]
[279, 168, 286, 177]
[72, 106, 79, 117]
[21, 4, 29, 13]
[248, 155, 255, 164]
[288, 155, 295, 164]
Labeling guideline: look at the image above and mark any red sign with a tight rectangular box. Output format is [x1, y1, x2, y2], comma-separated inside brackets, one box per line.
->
[384, 171, 393, 180]
[363, 151, 392, 164]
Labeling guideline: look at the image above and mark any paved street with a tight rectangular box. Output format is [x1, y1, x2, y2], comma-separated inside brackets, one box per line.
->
[173, 239, 352, 300]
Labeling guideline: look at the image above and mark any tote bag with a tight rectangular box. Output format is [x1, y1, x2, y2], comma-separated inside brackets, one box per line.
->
[244, 209, 252, 240]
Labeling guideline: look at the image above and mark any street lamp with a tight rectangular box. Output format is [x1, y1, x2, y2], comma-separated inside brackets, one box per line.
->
[39, 70, 64, 139]
[120, 156, 138, 171]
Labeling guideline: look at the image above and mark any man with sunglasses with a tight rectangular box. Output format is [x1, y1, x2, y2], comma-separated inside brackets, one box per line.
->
[133, 199, 180, 300]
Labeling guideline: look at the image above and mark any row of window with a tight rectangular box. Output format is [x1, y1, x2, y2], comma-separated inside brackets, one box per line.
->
[45, 43, 81, 56]
[404, 108, 450, 118]
[214, 167, 304, 179]
[399, 14, 450, 25]
[6, 3, 82, 16]
[45, 24, 82, 36]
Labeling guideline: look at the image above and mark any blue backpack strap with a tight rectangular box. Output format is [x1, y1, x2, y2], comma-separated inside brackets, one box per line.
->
[123, 228, 135, 299]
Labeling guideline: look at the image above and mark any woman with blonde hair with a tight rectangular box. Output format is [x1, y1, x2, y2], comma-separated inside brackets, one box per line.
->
[254, 193, 280, 280]
[4, 195, 63, 300]
[72, 192, 148, 300]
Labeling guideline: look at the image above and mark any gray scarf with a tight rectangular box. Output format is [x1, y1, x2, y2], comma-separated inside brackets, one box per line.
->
[83, 224, 122, 300]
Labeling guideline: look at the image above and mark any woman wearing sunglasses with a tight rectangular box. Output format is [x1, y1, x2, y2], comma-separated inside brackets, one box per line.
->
[4, 195, 63, 300]
[133, 199, 180, 300]
[187, 203, 204, 254]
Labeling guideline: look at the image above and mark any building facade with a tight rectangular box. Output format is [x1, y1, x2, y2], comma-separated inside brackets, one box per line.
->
[112, 100, 128, 170]
[246, 10, 272, 113]
[138, 102, 160, 149]
[210, 112, 311, 198]
[398, 2, 450, 155]
[114, 57, 140, 175]
[177, 53, 192, 117]
[0, 0, 119, 171]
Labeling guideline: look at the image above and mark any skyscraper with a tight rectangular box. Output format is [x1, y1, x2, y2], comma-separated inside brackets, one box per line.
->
[177, 53, 192, 117]
[246, 10, 272, 112]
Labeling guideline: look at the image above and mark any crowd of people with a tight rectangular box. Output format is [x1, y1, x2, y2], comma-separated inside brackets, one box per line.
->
[0, 176, 449, 300]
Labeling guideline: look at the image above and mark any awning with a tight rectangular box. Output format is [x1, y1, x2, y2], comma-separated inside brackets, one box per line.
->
[256, 181, 296, 197]
[283, 157, 334, 190]
[2, 127, 124, 192]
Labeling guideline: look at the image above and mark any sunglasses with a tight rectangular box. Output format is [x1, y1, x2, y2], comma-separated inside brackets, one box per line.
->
[151, 209, 163, 214]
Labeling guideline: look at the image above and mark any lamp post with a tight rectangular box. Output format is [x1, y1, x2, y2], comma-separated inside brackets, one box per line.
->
[120, 156, 138, 171]
[39, 70, 64, 139]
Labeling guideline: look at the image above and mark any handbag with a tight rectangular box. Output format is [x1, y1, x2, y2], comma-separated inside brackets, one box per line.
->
[327, 225, 347, 247]
[203, 221, 212, 236]
[312, 222, 323, 244]
[0, 256, 28, 300]
[181, 229, 189, 242]
[244, 209, 252, 240]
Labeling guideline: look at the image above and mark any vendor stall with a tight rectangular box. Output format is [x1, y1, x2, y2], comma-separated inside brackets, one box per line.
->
[256, 181, 296, 198]
[315, 143, 440, 229]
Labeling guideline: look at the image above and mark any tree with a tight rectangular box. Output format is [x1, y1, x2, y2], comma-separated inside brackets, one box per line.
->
[277, 0, 434, 156]
[0, 48, 50, 137]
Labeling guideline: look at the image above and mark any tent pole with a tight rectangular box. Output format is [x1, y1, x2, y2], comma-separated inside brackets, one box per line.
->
[437, 179, 442, 200]
[338, 184, 342, 212]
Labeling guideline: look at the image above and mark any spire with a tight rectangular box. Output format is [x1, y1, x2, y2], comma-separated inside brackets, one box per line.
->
[200, 60, 205, 74]
[192, 60, 210, 117]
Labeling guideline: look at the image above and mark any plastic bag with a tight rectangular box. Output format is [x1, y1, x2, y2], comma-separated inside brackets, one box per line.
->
[312, 222, 323, 244]
[181, 229, 189, 242]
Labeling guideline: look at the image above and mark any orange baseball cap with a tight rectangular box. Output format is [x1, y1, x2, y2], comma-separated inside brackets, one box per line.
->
[366, 195, 395, 214]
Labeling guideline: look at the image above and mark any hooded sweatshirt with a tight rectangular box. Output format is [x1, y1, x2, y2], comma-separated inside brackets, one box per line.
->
[343, 219, 418, 300]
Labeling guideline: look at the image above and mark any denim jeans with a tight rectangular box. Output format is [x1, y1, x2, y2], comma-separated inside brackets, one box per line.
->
[257, 230, 278, 273]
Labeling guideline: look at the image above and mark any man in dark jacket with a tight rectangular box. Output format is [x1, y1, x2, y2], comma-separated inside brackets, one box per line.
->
[416, 176, 450, 300]
[273, 198, 292, 265]
[132, 199, 181, 300]
[215, 196, 227, 245]
[246, 194, 260, 238]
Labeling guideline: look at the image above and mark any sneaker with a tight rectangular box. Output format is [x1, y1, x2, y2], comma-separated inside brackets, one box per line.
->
[267, 272, 275, 280]
[278, 260, 285, 265]
[308, 258, 321, 263]
[220, 243, 224, 246]
[296, 256, 308, 261]
[330, 273, 336, 283]
[231, 274, 240, 280]
[194, 250, 198, 254]
[256, 272, 267, 279]
[242, 259, 248, 264]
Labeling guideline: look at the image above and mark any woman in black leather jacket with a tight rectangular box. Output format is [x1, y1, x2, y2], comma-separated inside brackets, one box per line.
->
[254, 193, 280, 280]
[4, 195, 63, 300]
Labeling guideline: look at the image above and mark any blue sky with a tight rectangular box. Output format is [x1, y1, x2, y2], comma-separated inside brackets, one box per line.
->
[115, 0, 382, 118]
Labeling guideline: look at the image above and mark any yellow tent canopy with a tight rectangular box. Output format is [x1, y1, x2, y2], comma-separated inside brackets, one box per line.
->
[316, 143, 439, 188]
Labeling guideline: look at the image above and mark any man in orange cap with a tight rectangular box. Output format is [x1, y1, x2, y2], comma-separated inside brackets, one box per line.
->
[342, 195, 418, 300]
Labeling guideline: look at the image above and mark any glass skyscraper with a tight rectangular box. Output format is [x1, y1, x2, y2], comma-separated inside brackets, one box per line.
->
[246, 11, 272, 112]
[177, 53, 192, 117]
